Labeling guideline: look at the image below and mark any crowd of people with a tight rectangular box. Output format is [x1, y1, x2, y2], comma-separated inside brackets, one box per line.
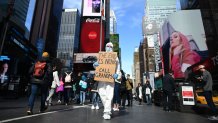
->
[0, 40, 217, 121]
[25, 42, 135, 120]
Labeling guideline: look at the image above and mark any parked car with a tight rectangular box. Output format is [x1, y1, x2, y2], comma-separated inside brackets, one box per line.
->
[82, 56, 97, 63]
[195, 90, 218, 105]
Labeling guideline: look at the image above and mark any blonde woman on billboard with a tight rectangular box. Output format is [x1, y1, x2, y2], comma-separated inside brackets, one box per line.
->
[170, 31, 201, 78]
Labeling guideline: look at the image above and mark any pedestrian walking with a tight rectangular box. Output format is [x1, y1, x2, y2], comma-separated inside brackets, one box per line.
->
[120, 70, 127, 108]
[113, 71, 122, 111]
[74, 72, 82, 104]
[46, 58, 62, 106]
[93, 42, 120, 120]
[27, 52, 52, 115]
[63, 70, 73, 105]
[143, 80, 152, 105]
[126, 74, 133, 106]
[162, 70, 175, 112]
[197, 65, 218, 120]
[79, 73, 88, 105]
[136, 83, 143, 105]
[89, 73, 100, 110]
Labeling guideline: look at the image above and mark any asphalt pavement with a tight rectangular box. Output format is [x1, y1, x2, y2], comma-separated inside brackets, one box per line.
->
[0, 96, 217, 123]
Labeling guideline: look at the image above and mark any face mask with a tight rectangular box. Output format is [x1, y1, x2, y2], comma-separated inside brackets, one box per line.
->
[105, 47, 113, 52]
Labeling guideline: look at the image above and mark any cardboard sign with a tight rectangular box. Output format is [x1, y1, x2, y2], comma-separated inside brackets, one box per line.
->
[94, 52, 117, 83]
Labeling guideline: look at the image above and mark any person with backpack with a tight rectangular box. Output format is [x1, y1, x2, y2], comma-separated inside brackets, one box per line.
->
[27, 52, 52, 115]
[79, 73, 88, 105]
[63, 70, 73, 105]
[46, 58, 62, 106]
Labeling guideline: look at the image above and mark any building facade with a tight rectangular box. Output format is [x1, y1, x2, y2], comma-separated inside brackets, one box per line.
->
[145, 0, 177, 29]
[109, 10, 117, 34]
[57, 9, 80, 68]
[30, 0, 64, 58]
[133, 47, 140, 87]
[0, 0, 30, 27]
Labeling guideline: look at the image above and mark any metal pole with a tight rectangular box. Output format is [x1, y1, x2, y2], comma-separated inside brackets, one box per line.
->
[0, 21, 9, 55]
[99, 0, 103, 52]
[100, 16, 102, 52]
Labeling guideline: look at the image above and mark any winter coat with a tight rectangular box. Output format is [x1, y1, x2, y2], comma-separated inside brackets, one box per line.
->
[162, 74, 175, 92]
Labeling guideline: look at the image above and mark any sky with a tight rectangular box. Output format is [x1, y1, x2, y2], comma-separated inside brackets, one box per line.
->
[26, 0, 146, 76]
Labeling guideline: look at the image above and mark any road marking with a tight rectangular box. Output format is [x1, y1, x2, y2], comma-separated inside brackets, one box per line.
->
[0, 105, 90, 123]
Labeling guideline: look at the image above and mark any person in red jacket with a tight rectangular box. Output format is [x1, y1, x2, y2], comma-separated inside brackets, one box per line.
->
[170, 31, 201, 78]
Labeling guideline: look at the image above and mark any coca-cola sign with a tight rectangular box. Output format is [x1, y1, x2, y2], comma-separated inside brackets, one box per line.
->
[88, 31, 97, 39]
[86, 18, 100, 23]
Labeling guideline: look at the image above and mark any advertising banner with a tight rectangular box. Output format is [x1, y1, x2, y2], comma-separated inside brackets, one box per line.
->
[83, 0, 104, 17]
[160, 10, 208, 78]
[94, 52, 117, 83]
[181, 86, 195, 105]
[80, 18, 105, 53]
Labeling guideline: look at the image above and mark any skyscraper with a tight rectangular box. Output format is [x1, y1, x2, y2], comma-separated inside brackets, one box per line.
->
[0, 0, 30, 27]
[145, 0, 177, 29]
[110, 10, 117, 34]
[57, 9, 81, 60]
[30, 0, 64, 58]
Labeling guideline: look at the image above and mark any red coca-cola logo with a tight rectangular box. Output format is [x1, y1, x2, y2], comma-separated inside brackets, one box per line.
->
[88, 31, 97, 39]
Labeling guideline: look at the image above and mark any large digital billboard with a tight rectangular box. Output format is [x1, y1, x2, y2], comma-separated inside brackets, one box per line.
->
[80, 18, 105, 53]
[160, 10, 208, 78]
[83, 0, 104, 17]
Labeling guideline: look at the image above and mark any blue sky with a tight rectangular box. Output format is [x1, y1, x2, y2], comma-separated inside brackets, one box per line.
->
[26, 0, 145, 75]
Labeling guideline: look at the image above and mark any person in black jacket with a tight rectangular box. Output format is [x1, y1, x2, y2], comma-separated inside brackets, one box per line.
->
[143, 80, 152, 105]
[27, 52, 52, 115]
[162, 70, 175, 112]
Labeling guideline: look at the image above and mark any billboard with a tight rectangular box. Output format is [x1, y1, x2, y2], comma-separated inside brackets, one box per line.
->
[80, 17, 105, 53]
[109, 34, 119, 53]
[83, 0, 104, 17]
[160, 10, 208, 78]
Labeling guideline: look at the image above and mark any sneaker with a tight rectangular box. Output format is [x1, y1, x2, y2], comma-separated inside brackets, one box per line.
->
[103, 113, 111, 120]
[208, 116, 218, 120]
[91, 105, 95, 110]
[96, 105, 99, 110]
[27, 110, 33, 115]
[39, 106, 48, 113]
[57, 100, 61, 104]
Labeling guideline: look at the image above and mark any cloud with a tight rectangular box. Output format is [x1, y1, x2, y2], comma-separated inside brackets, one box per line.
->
[111, 0, 145, 27]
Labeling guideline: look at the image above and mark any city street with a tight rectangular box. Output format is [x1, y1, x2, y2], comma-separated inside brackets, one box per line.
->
[0, 97, 215, 123]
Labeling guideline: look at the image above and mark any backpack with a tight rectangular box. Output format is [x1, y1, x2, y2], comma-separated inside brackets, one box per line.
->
[65, 72, 72, 82]
[33, 61, 46, 78]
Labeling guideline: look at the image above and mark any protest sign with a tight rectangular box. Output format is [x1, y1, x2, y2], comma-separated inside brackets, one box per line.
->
[94, 52, 117, 82]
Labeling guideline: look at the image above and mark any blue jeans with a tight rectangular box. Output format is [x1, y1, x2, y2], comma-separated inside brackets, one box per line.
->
[145, 94, 151, 104]
[28, 84, 48, 111]
[80, 91, 86, 104]
[92, 92, 100, 106]
[113, 82, 121, 104]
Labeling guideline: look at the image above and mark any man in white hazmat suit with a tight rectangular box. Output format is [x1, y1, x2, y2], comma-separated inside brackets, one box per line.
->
[93, 42, 120, 120]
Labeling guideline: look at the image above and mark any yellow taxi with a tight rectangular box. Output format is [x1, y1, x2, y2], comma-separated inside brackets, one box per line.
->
[195, 90, 218, 105]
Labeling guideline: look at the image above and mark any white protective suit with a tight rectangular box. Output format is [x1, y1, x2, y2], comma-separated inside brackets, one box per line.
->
[95, 42, 120, 119]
